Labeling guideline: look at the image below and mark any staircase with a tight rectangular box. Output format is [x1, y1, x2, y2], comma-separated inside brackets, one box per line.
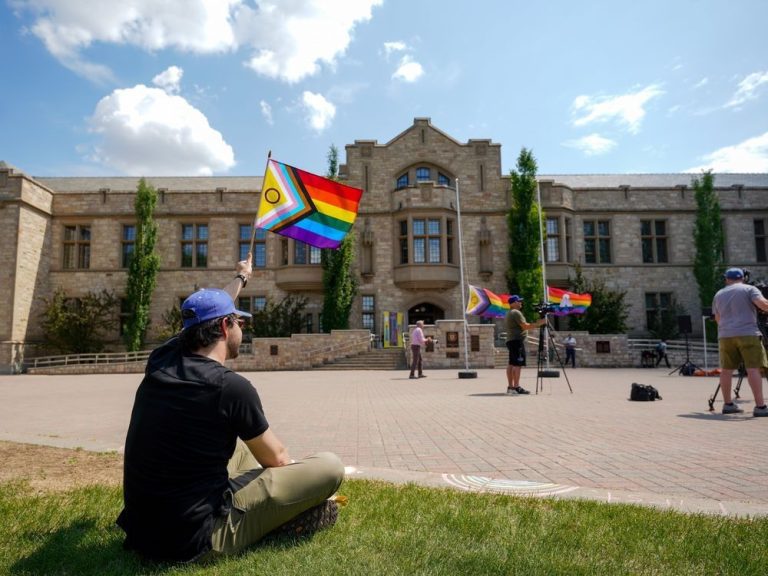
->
[314, 347, 406, 370]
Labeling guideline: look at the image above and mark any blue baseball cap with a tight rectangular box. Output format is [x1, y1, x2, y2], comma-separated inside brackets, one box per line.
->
[724, 268, 744, 280]
[181, 288, 251, 329]
[508, 295, 523, 304]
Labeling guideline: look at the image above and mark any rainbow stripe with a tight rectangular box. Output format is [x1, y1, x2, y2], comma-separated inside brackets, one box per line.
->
[546, 286, 591, 316]
[256, 159, 363, 249]
[466, 285, 511, 318]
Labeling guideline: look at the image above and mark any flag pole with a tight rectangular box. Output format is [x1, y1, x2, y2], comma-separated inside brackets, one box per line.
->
[455, 177, 477, 379]
[250, 150, 272, 255]
[536, 179, 560, 379]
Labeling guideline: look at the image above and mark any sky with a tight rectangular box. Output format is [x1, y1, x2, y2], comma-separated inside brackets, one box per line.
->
[1, 0, 767, 178]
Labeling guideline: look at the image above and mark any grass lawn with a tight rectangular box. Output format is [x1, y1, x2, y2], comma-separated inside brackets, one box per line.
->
[1, 479, 766, 575]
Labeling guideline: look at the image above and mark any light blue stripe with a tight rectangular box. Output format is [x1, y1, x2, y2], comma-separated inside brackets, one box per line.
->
[294, 217, 347, 241]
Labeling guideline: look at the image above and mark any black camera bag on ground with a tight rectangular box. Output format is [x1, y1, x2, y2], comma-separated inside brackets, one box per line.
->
[630, 382, 662, 401]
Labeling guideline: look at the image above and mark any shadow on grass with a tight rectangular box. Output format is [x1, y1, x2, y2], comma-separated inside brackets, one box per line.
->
[10, 519, 167, 576]
[10, 517, 317, 576]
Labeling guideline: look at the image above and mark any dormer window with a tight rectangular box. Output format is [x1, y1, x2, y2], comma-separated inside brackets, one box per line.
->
[416, 167, 431, 181]
[396, 173, 409, 189]
[438, 172, 450, 186]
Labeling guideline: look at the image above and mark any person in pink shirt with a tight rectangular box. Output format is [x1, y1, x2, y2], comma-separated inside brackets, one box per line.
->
[409, 320, 431, 379]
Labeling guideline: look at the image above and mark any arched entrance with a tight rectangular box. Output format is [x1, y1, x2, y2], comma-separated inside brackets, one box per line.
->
[408, 302, 444, 326]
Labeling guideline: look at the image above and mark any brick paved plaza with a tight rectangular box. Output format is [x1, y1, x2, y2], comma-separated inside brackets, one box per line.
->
[1, 367, 767, 516]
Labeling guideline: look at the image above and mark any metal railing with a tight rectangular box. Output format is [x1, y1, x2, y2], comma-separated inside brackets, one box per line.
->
[27, 350, 151, 369]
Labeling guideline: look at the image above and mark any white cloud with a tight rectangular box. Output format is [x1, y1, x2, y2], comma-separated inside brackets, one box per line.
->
[12, 0, 382, 83]
[725, 71, 768, 108]
[260, 100, 273, 125]
[571, 84, 664, 134]
[383, 41, 407, 57]
[562, 133, 617, 156]
[238, 0, 383, 83]
[693, 77, 709, 89]
[152, 66, 183, 94]
[301, 91, 335, 132]
[685, 131, 768, 173]
[88, 84, 235, 175]
[392, 55, 424, 83]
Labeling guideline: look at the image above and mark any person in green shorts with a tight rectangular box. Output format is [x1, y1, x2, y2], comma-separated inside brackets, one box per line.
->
[117, 255, 344, 563]
[713, 268, 768, 417]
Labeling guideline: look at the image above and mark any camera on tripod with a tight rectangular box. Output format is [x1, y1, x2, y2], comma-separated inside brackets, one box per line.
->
[533, 302, 558, 316]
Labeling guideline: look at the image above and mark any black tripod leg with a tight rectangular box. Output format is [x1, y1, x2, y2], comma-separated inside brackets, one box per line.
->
[536, 326, 545, 394]
[546, 328, 573, 393]
[708, 381, 720, 412]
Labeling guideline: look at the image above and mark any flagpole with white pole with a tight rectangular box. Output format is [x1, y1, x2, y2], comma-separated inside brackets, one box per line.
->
[455, 177, 477, 379]
[536, 180, 558, 378]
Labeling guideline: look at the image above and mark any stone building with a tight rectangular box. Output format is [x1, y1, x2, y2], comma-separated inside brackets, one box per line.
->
[1, 118, 767, 371]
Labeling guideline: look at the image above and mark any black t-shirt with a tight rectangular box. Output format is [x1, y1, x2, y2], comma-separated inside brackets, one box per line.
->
[117, 338, 269, 562]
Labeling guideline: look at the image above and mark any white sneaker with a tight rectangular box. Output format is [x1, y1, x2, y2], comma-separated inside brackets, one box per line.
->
[506, 387, 518, 395]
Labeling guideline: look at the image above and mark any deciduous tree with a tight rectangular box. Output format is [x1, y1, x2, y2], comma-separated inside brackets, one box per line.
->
[567, 264, 629, 334]
[42, 289, 119, 354]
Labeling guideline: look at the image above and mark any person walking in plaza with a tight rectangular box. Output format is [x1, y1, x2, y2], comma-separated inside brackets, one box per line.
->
[563, 334, 577, 368]
[713, 267, 768, 416]
[117, 255, 345, 563]
[505, 295, 545, 395]
[409, 320, 431, 379]
[655, 339, 671, 368]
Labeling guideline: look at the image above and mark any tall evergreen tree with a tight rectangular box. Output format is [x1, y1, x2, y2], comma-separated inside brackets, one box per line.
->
[124, 178, 160, 351]
[692, 171, 724, 312]
[507, 148, 544, 318]
[321, 144, 358, 331]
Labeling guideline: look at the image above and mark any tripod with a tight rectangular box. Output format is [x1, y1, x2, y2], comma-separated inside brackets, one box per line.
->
[535, 316, 573, 394]
[668, 332, 698, 376]
[707, 364, 753, 412]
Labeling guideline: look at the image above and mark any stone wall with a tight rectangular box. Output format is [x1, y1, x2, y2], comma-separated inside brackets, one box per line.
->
[405, 321, 497, 370]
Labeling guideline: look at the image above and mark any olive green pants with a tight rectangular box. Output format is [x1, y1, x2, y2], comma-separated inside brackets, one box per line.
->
[209, 441, 344, 557]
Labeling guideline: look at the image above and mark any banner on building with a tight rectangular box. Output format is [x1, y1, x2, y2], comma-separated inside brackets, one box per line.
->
[382, 312, 404, 348]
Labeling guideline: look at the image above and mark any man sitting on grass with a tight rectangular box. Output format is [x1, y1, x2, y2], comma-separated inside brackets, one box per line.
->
[117, 255, 344, 563]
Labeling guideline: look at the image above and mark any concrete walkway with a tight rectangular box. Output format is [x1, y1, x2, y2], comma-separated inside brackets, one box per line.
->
[1, 366, 767, 517]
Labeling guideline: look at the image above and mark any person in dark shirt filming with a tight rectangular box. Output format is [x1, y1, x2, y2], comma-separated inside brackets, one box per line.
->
[117, 255, 344, 563]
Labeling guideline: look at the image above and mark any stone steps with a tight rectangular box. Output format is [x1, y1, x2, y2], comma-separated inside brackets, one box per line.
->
[314, 348, 406, 370]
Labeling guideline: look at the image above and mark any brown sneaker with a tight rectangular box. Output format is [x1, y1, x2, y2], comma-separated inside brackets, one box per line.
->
[271, 499, 339, 539]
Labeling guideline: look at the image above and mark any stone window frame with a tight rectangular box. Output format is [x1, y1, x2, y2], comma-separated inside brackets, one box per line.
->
[415, 166, 431, 182]
[293, 241, 321, 265]
[582, 219, 612, 264]
[545, 217, 561, 262]
[121, 224, 136, 269]
[181, 222, 209, 268]
[755, 218, 767, 263]
[62, 223, 91, 270]
[640, 219, 669, 264]
[239, 223, 267, 267]
[645, 291, 673, 330]
[397, 214, 456, 265]
[362, 295, 376, 333]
